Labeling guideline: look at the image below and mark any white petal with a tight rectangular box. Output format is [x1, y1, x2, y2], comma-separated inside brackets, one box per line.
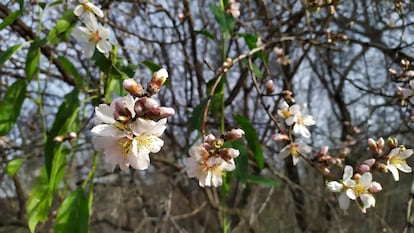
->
[89, 3, 104, 17]
[95, 104, 115, 124]
[91, 124, 122, 137]
[346, 189, 356, 200]
[84, 41, 96, 58]
[360, 194, 375, 208]
[289, 105, 300, 115]
[292, 155, 299, 166]
[204, 171, 212, 187]
[388, 165, 400, 181]
[399, 162, 412, 173]
[285, 116, 296, 126]
[359, 172, 372, 187]
[73, 5, 85, 16]
[221, 160, 236, 172]
[327, 181, 343, 192]
[388, 147, 400, 157]
[338, 193, 350, 210]
[183, 157, 201, 178]
[211, 174, 222, 187]
[343, 165, 353, 181]
[72, 26, 91, 41]
[84, 13, 98, 31]
[399, 149, 413, 160]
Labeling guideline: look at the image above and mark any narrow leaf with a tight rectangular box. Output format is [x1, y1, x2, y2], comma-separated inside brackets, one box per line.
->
[5, 158, 24, 177]
[57, 56, 83, 87]
[0, 79, 27, 136]
[0, 11, 20, 30]
[235, 114, 264, 170]
[0, 43, 25, 67]
[25, 42, 41, 81]
[54, 188, 89, 233]
[189, 98, 209, 131]
[142, 60, 161, 73]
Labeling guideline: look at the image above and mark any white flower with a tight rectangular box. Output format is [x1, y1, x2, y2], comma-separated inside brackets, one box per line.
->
[289, 104, 315, 138]
[331, 166, 379, 213]
[277, 101, 295, 125]
[184, 145, 236, 187]
[72, 15, 112, 58]
[278, 141, 311, 165]
[226, 0, 240, 19]
[401, 80, 414, 104]
[74, 0, 104, 18]
[386, 147, 413, 181]
[91, 95, 167, 171]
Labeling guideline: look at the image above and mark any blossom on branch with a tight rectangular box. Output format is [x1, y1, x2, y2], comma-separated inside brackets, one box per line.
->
[74, 0, 104, 18]
[400, 80, 414, 104]
[72, 14, 112, 58]
[386, 147, 413, 181]
[326, 165, 382, 213]
[278, 141, 311, 166]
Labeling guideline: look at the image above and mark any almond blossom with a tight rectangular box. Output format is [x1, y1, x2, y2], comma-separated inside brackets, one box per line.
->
[326, 165, 382, 213]
[278, 141, 311, 165]
[289, 104, 315, 138]
[74, 0, 104, 18]
[72, 14, 111, 58]
[226, 0, 240, 19]
[386, 147, 413, 181]
[184, 145, 236, 187]
[91, 95, 167, 171]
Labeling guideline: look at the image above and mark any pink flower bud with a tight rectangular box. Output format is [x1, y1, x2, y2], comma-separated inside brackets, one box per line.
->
[139, 97, 159, 110]
[272, 133, 289, 142]
[159, 107, 175, 118]
[377, 137, 384, 150]
[369, 182, 382, 193]
[358, 164, 370, 173]
[388, 68, 398, 77]
[113, 100, 132, 123]
[320, 146, 329, 155]
[220, 148, 240, 160]
[363, 158, 376, 167]
[147, 68, 169, 95]
[204, 134, 216, 143]
[68, 132, 77, 139]
[367, 138, 378, 153]
[265, 80, 276, 94]
[123, 78, 144, 97]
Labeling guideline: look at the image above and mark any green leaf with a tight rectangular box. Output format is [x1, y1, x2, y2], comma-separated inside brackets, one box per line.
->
[0, 11, 20, 31]
[193, 29, 216, 40]
[251, 63, 263, 79]
[209, 4, 235, 38]
[240, 33, 258, 50]
[44, 89, 79, 179]
[235, 114, 264, 170]
[142, 60, 161, 73]
[5, 158, 24, 177]
[47, 10, 76, 45]
[0, 43, 25, 67]
[0, 79, 27, 136]
[18, 0, 24, 12]
[105, 78, 127, 103]
[54, 188, 89, 233]
[25, 42, 41, 81]
[27, 167, 53, 233]
[246, 174, 280, 186]
[232, 140, 248, 185]
[57, 56, 83, 87]
[189, 98, 209, 131]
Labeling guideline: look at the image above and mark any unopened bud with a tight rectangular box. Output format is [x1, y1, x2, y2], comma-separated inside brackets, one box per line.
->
[224, 128, 245, 141]
[139, 97, 159, 110]
[220, 148, 240, 161]
[322, 167, 330, 175]
[388, 68, 399, 77]
[403, 70, 414, 78]
[320, 146, 329, 155]
[265, 80, 276, 95]
[134, 101, 145, 117]
[158, 107, 175, 118]
[68, 132, 77, 139]
[147, 68, 169, 95]
[353, 173, 361, 180]
[204, 134, 216, 143]
[53, 135, 65, 142]
[358, 164, 370, 173]
[363, 158, 376, 167]
[113, 100, 132, 123]
[369, 182, 382, 193]
[367, 138, 379, 153]
[401, 59, 410, 70]
[387, 137, 398, 148]
[375, 163, 388, 173]
[272, 133, 289, 142]
[123, 78, 144, 97]
[377, 137, 384, 150]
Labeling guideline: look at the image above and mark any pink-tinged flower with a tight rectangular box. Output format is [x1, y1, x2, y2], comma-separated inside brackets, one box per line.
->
[278, 141, 311, 165]
[327, 166, 380, 213]
[72, 15, 111, 58]
[386, 147, 413, 181]
[289, 104, 315, 138]
[184, 145, 236, 187]
[226, 0, 240, 19]
[74, 0, 104, 18]
[91, 95, 167, 171]
[400, 80, 414, 104]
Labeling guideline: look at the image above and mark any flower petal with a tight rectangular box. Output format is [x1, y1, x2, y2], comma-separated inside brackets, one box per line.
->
[338, 193, 350, 210]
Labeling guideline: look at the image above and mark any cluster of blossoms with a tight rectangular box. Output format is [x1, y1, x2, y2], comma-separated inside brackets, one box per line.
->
[274, 99, 315, 165]
[91, 69, 174, 171]
[184, 129, 244, 187]
[326, 137, 413, 212]
[392, 59, 414, 111]
[226, 0, 241, 19]
[72, 0, 112, 58]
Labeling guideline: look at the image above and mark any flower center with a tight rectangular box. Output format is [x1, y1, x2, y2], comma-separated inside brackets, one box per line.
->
[290, 144, 299, 156]
[281, 108, 291, 119]
[117, 137, 132, 156]
[352, 184, 365, 197]
[390, 156, 405, 166]
[90, 30, 102, 42]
